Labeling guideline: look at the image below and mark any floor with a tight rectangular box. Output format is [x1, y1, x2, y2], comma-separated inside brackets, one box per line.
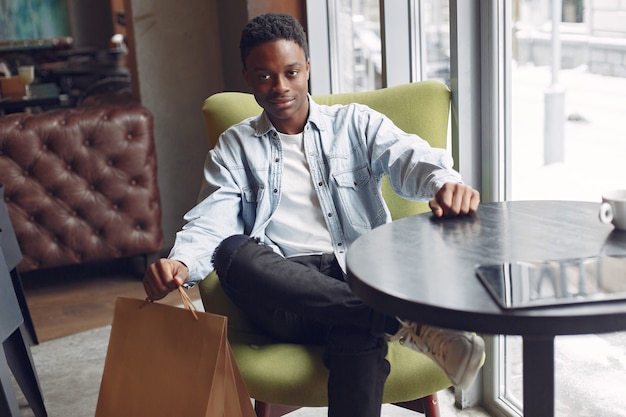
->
[17, 256, 490, 417]
[19, 256, 201, 343]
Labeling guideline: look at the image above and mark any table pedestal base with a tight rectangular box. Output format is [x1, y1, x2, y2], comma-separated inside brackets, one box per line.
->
[523, 336, 555, 417]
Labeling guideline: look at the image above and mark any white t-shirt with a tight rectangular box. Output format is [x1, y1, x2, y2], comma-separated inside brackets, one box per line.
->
[265, 132, 333, 257]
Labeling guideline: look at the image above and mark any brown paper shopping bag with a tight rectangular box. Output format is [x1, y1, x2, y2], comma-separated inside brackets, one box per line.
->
[95, 291, 255, 417]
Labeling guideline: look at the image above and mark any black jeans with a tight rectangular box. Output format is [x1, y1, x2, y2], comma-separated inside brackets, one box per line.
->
[213, 235, 396, 417]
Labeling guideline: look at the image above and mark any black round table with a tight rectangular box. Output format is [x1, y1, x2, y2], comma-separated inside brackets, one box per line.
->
[346, 201, 626, 417]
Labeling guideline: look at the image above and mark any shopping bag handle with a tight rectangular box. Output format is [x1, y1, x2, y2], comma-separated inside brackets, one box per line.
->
[177, 286, 199, 320]
[142, 286, 199, 320]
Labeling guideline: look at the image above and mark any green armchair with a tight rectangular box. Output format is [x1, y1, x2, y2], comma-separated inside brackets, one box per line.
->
[199, 81, 453, 417]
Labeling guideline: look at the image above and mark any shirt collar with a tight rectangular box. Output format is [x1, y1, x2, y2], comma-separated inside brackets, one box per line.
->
[252, 95, 326, 137]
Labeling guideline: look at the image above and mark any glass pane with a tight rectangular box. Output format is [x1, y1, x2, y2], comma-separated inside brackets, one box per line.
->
[331, 0, 382, 93]
[510, 0, 626, 201]
[504, 0, 626, 415]
[420, 0, 451, 85]
[503, 336, 523, 411]
[329, 0, 451, 92]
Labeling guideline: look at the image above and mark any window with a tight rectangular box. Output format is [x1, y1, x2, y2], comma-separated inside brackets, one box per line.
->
[562, 0, 584, 23]
[497, 1, 626, 415]
[416, 0, 451, 84]
[308, 1, 626, 415]
[308, 0, 451, 93]
[331, 0, 382, 92]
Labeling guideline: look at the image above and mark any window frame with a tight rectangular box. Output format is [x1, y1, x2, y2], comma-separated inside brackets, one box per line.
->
[380, 0, 414, 87]
[306, 1, 333, 94]
[307, 0, 514, 414]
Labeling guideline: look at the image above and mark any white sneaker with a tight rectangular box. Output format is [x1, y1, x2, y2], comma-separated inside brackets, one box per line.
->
[389, 319, 484, 389]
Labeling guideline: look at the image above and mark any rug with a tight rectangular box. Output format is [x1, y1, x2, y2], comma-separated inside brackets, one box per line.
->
[17, 325, 110, 417]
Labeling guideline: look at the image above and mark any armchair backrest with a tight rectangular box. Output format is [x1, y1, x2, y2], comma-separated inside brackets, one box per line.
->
[202, 80, 451, 218]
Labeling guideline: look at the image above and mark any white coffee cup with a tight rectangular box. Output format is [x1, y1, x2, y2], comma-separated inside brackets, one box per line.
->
[599, 190, 626, 230]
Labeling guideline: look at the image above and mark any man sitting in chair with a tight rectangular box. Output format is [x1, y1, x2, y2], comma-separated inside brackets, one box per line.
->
[144, 13, 484, 417]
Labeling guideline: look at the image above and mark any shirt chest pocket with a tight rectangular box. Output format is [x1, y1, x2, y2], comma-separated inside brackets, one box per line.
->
[333, 165, 371, 190]
[241, 184, 266, 225]
[242, 184, 265, 203]
[332, 166, 386, 229]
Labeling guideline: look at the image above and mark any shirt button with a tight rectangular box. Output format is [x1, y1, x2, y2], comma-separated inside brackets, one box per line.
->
[273, 189, 278, 193]
[327, 212, 333, 217]
[318, 181, 323, 186]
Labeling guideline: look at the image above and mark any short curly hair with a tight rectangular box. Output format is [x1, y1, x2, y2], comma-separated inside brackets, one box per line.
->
[240, 13, 309, 68]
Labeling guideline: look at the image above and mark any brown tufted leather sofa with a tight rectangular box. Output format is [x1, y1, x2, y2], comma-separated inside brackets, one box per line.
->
[0, 103, 163, 272]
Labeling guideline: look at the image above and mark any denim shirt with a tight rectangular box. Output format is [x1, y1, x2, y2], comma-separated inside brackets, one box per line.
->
[170, 97, 462, 284]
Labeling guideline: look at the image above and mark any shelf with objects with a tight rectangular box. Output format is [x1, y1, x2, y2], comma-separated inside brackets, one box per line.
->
[0, 36, 133, 112]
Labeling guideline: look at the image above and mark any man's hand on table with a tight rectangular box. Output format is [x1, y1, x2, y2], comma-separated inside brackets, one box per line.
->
[429, 183, 480, 218]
